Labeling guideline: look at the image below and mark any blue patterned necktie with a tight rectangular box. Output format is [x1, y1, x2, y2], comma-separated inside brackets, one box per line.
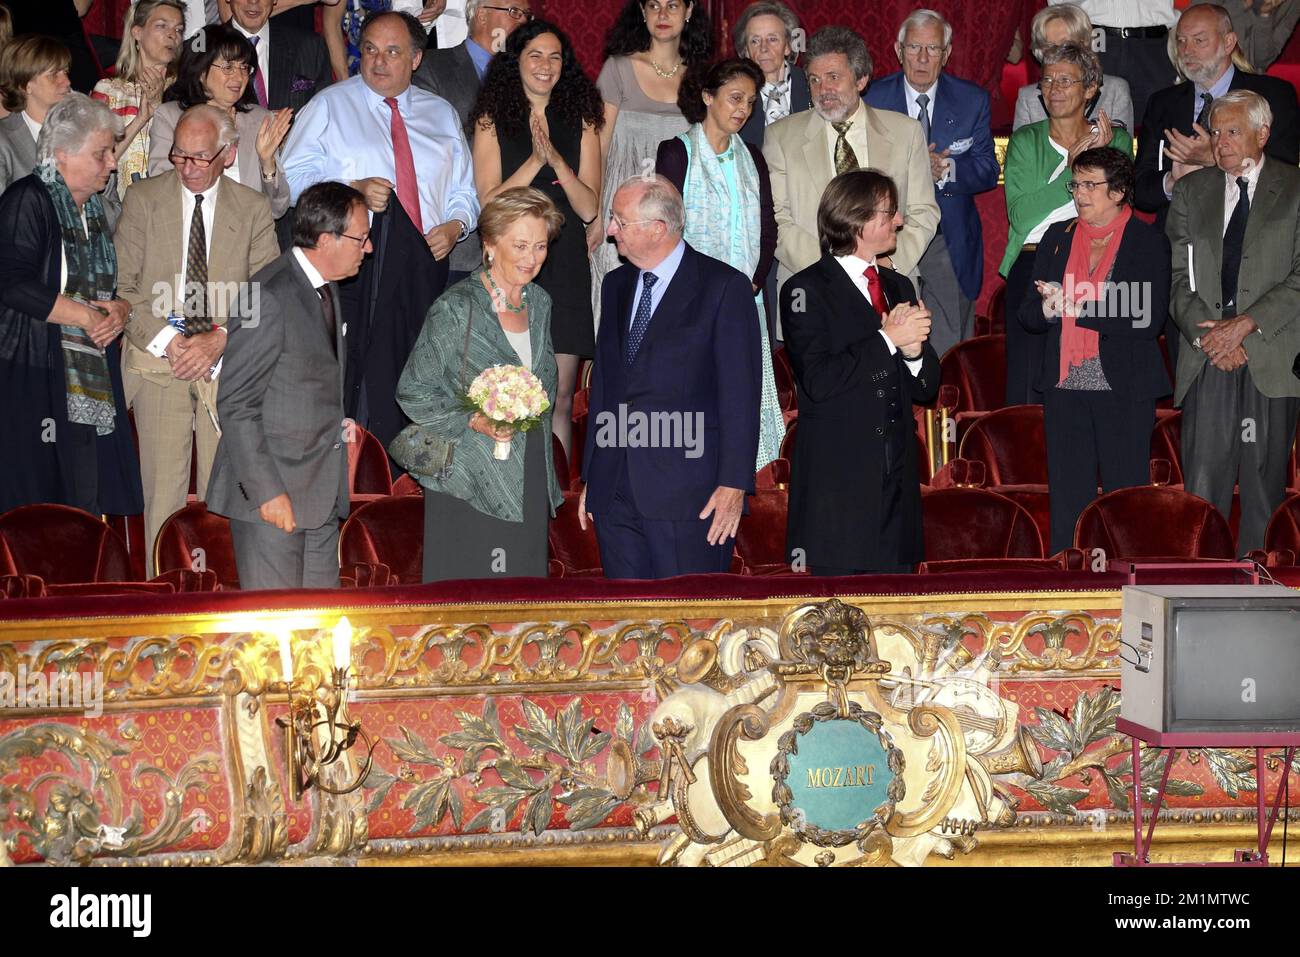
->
[625, 271, 659, 364]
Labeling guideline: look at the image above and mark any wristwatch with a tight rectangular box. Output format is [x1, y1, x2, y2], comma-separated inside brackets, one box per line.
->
[454, 219, 469, 241]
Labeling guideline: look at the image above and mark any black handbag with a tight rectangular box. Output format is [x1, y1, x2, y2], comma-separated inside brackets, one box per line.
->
[387, 308, 473, 482]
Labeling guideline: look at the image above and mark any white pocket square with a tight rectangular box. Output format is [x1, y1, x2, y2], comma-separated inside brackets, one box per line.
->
[947, 137, 973, 155]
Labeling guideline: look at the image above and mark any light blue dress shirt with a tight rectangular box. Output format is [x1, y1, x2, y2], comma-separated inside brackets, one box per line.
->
[1195, 65, 1235, 127]
[281, 75, 479, 237]
[629, 239, 687, 332]
[465, 38, 492, 80]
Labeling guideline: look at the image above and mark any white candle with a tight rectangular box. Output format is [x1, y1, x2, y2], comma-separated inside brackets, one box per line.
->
[333, 617, 352, 672]
[278, 632, 293, 682]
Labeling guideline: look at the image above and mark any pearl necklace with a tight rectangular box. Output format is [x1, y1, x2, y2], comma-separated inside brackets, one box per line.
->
[485, 267, 527, 314]
[651, 57, 682, 79]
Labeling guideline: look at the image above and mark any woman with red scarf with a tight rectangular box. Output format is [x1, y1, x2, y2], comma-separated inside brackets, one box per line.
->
[1022, 146, 1171, 553]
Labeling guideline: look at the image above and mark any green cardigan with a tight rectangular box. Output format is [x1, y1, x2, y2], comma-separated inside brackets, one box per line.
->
[1000, 121, 1134, 276]
[396, 272, 564, 522]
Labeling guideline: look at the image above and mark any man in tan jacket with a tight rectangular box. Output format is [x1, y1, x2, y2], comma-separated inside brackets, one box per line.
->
[114, 104, 279, 574]
[763, 25, 939, 319]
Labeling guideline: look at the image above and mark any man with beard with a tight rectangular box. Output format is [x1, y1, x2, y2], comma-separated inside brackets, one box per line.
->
[763, 24, 938, 330]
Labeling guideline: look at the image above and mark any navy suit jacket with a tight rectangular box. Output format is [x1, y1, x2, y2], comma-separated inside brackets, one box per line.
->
[582, 243, 761, 521]
[864, 72, 999, 302]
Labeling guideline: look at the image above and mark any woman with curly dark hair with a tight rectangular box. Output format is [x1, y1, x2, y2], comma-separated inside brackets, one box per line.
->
[589, 0, 712, 328]
[468, 19, 603, 457]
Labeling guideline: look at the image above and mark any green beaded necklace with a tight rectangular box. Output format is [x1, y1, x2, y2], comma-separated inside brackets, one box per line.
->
[484, 265, 528, 314]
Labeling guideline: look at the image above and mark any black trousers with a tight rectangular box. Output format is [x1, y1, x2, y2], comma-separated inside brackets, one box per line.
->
[1043, 387, 1155, 554]
[1095, 31, 1177, 130]
[1005, 250, 1046, 407]
[1181, 364, 1300, 555]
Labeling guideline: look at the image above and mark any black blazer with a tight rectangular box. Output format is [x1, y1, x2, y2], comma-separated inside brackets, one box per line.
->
[1019, 216, 1172, 400]
[654, 136, 776, 290]
[582, 243, 762, 521]
[412, 43, 480, 128]
[739, 63, 811, 147]
[1135, 69, 1300, 224]
[251, 20, 334, 113]
[781, 254, 939, 570]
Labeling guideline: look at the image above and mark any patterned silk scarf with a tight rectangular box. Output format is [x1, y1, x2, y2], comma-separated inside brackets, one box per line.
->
[38, 163, 117, 435]
[678, 124, 784, 470]
[1059, 205, 1131, 386]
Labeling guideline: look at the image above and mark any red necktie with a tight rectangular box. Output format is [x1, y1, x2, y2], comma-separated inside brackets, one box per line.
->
[249, 35, 268, 109]
[385, 96, 423, 233]
[863, 264, 886, 316]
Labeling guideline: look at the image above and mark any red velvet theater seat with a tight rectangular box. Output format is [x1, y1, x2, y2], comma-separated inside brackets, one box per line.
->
[939, 334, 1007, 416]
[956, 405, 1050, 543]
[154, 503, 240, 590]
[392, 473, 424, 496]
[736, 488, 793, 575]
[920, 487, 1043, 566]
[0, 504, 134, 584]
[339, 495, 424, 584]
[1150, 411, 1182, 485]
[772, 345, 797, 411]
[1074, 486, 1236, 561]
[347, 423, 394, 497]
[548, 490, 602, 577]
[1265, 493, 1300, 554]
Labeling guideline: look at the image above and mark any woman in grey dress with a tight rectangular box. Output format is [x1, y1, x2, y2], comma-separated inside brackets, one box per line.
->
[589, 0, 713, 330]
[397, 188, 566, 582]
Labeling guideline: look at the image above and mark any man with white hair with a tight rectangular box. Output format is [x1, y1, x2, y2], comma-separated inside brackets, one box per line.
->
[578, 175, 761, 579]
[1168, 88, 1300, 554]
[865, 8, 998, 357]
[114, 103, 279, 575]
[763, 26, 938, 308]
[1135, 3, 1298, 224]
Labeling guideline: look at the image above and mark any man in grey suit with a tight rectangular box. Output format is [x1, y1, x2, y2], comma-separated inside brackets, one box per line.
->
[412, 0, 531, 281]
[1169, 89, 1300, 555]
[207, 182, 373, 589]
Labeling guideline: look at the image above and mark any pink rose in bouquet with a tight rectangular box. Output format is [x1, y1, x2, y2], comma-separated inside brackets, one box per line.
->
[467, 364, 551, 461]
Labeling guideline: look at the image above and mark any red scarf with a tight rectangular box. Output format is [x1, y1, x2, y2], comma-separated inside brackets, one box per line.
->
[1059, 205, 1132, 385]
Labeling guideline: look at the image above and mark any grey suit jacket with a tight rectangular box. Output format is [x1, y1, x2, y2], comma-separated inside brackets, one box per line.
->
[413, 43, 482, 273]
[1168, 158, 1300, 404]
[206, 250, 350, 529]
[147, 101, 292, 218]
[0, 112, 38, 193]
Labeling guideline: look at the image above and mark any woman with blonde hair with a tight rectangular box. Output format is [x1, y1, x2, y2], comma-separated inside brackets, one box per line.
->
[398, 187, 566, 583]
[1013, 3, 1133, 132]
[92, 0, 185, 197]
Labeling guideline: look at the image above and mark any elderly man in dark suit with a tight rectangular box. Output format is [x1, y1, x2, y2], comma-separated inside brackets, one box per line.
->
[413, 0, 530, 282]
[207, 182, 372, 589]
[579, 175, 761, 579]
[227, 0, 333, 113]
[782, 169, 939, 576]
[1168, 89, 1300, 556]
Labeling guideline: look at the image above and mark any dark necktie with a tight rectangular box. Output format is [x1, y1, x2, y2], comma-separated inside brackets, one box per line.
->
[250, 35, 269, 109]
[625, 271, 658, 364]
[831, 120, 858, 175]
[1196, 91, 1212, 130]
[916, 92, 932, 146]
[317, 284, 337, 357]
[1221, 176, 1250, 317]
[185, 193, 210, 333]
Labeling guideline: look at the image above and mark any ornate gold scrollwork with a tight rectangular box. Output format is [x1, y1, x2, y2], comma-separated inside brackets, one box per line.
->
[708, 703, 782, 842]
[883, 704, 969, 839]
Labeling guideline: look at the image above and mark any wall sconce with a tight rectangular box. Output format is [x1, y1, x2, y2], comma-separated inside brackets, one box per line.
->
[274, 617, 374, 802]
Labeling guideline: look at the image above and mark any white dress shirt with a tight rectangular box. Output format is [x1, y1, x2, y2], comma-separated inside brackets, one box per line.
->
[179, 0, 218, 39]
[824, 101, 870, 171]
[282, 76, 479, 237]
[231, 19, 271, 96]
[21, 110, 41, 144]
[1223, 155, 1265, 236]
[834, 253, 924, 377]
[145, 178, 221, 359]
[627, 239, 687, 331]
[1052, 0, 1177, 28]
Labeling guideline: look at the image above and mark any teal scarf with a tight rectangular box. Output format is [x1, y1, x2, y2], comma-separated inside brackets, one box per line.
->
[38, 163, 117, 436]
[678, 124, 783, 471]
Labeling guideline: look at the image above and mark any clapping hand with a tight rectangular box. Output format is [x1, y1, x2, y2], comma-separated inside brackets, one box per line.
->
[530, 113, 555, 168]
[883, 299, 932, 358]
[1164, 122, 1216, 169]
[255, 108, 294, 172]
[928, 142, 951, 183]
[1035, 279, 1078, 319]
[417, 0, 447, 23]
[138, 64, 166, 117]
